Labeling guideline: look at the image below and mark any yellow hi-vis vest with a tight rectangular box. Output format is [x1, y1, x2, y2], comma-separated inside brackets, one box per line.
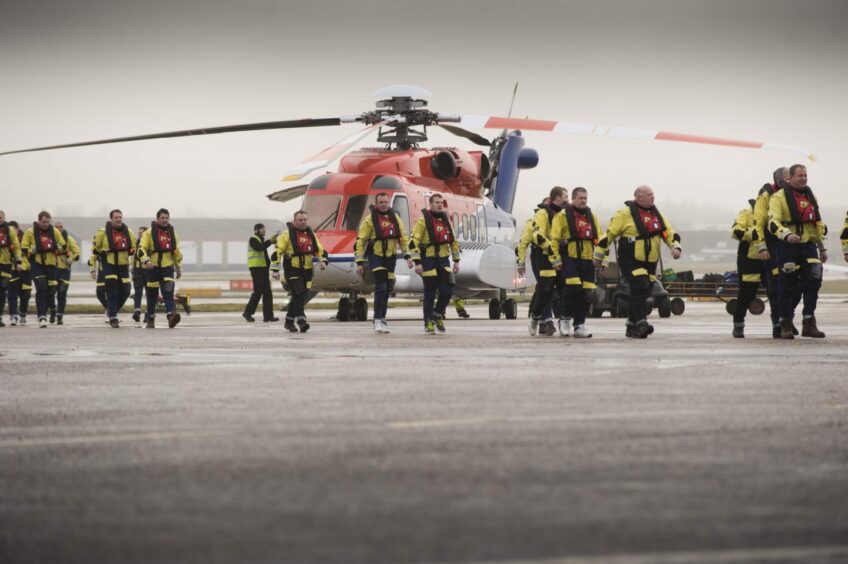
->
[247, 235, 266, 268]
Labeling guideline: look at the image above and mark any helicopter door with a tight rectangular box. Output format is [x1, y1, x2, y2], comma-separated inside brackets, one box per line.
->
[391, 194, 410, 233]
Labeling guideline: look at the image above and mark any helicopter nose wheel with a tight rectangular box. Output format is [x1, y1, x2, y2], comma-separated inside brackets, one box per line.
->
[489, 294, 518, 320]
[337, 294, 369, 321]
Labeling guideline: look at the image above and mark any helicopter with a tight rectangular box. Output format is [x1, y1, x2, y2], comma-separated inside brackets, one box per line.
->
[1, 84, 815, 322]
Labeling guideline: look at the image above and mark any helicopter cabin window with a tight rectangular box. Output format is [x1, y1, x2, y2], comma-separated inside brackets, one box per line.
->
[451, 213, 460, 236]
[469, 214, 478, 241]
[341, 195, 375, 231]
[307, 174, 332, 190]
[391, 195, 410, 233]
[371, 175, 402, 190]
[476, 205, 487, 242]
[303, 195, 341, 231]
[461, 214, 469, 240]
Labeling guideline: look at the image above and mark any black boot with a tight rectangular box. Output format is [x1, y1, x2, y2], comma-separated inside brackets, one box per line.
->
[779, 318, 794, 340]
[801, 316, 825, 338]
[284, 318, 298, 332]
[732, 324, 745, 338]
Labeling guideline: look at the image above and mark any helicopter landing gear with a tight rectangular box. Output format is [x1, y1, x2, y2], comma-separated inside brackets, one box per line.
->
[337, 293, 369, 321]
[489, 290, 518, 320]
[337, 297, 351, 321]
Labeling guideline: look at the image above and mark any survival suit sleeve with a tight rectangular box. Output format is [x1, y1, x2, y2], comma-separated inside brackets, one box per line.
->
[516, 219, 534, 265]
[768, 190, 793, 241]
[398, 218, 411, 261]
[66, 234, 81, 262]
[660, 212, 682, 252]
[409, 218, 425, 264]
[549, 212, 567, 267]
[594, 209, 627, 262]
[354, 216, 373, 264]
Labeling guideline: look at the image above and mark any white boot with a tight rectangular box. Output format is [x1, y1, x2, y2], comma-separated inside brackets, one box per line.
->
[528, 317, 539, 336]
[573, 324, 592, 338]
[558, 318, 571, 337]
[10, 315, 19, 326]
[380, 319, 390, 333]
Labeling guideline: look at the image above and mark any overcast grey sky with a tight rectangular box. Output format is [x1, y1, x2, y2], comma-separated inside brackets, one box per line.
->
[1, 0, 846, 228]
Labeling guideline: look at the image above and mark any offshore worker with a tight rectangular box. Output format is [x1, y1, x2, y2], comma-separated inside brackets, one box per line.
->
[0, 211, 22, 327]
[517, 187, 568, 336]
[730, 199, 767, 338]
[49, 219, 80, 325]
[272, 210, 328, 333]
[768, 164, 827, 339]
[594, 185, 682, 338]
[550, 186, 604, 338]
[131, 226, 147, 323]
[138, 208, 183, 329]
[243, 223, 278, 323]
[90, 209, 136, 328]
[21, 211, 67, 328]
[8, 222, 32, 325]
[408, 193, 461, 334]
[753, 166, 792, 337]
[842, 210, 848, 262]
[355, 192, 410, 333]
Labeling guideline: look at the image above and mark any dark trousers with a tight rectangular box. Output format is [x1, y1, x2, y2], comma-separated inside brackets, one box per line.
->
[734, 257, 767, 325]
[11, 270, 31, 317]
[132, 273, 145, 310]
[421, 256, 453, 322]
[50, 267, 71, 315]
[285, 268, 312, 320]
[620, 257, 654, 325]
[0, 264, 13, 318]
[103, 263, 131, 318]
[145, 266, 176, 317]
[560, 257, 595, 326]
[31, 262, 57, 319]
[244, 267, 274, 320]
[529, 247, 559, 321]
[96, 268, 107, 309]
[775, 241, 821, 319]
[369, 255, 397, 320]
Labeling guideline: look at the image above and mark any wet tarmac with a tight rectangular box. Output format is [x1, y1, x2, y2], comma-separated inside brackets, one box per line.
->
[2, 301, 847, 563]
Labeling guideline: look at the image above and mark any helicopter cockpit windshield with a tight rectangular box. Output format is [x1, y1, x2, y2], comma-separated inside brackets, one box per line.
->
[303, 195, 341, 231]
[341, 195, 377, 231]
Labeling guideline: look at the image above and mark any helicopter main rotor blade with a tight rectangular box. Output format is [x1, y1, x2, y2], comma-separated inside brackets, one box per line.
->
[282, 121, 386, 182]
[438, 124, 491, 147]
[457, 116, 816, 161]
[0, 118, 344, 157]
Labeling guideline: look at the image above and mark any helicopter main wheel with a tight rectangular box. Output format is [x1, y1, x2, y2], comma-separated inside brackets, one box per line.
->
[489, 298, 501, 320]
[354, 297, 368, 321]
[502, 298, 518, 320]
[749, 298, 765, 315]
[337, 297, 351, 322]
[671, 297, 686, 316]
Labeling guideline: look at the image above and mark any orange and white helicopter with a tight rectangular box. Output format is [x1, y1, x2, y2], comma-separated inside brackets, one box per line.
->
[1, 85, 814, 321]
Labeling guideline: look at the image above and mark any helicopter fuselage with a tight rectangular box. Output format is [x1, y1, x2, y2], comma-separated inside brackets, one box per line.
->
[301, 147, 524, 298]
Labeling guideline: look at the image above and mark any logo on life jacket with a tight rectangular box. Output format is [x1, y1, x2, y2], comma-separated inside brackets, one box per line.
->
[639, 208, 663, 234]
[112, 227, 129, 251]
[39, 231, 55, 252]
[793, 191, 817, 223]
[157, 230, 173, 251]
[296, 231, 314, 254]
[432, 217, 452, 243]
[575, 213, 593, 239]
[378, 216, 397, 238]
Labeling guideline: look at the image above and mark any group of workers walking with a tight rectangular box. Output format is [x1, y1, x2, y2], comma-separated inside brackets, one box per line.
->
[4, 164, 846, 336]
[731, 164, 844, 339]
[0, 208, 184, 328]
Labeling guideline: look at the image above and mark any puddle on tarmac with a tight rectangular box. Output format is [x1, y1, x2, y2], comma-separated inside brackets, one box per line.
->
[31, 350, 173, 358]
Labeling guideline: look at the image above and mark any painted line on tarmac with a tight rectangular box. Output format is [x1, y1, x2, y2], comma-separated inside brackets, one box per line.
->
[0, 429, 231, 449]
[387, 410, 696, 430]
[461, 544, 848, 563]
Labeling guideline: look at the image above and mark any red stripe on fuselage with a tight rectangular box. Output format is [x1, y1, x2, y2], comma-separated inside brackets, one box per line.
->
[655, 132, 763, 149]
[485, 117, 557, 131]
